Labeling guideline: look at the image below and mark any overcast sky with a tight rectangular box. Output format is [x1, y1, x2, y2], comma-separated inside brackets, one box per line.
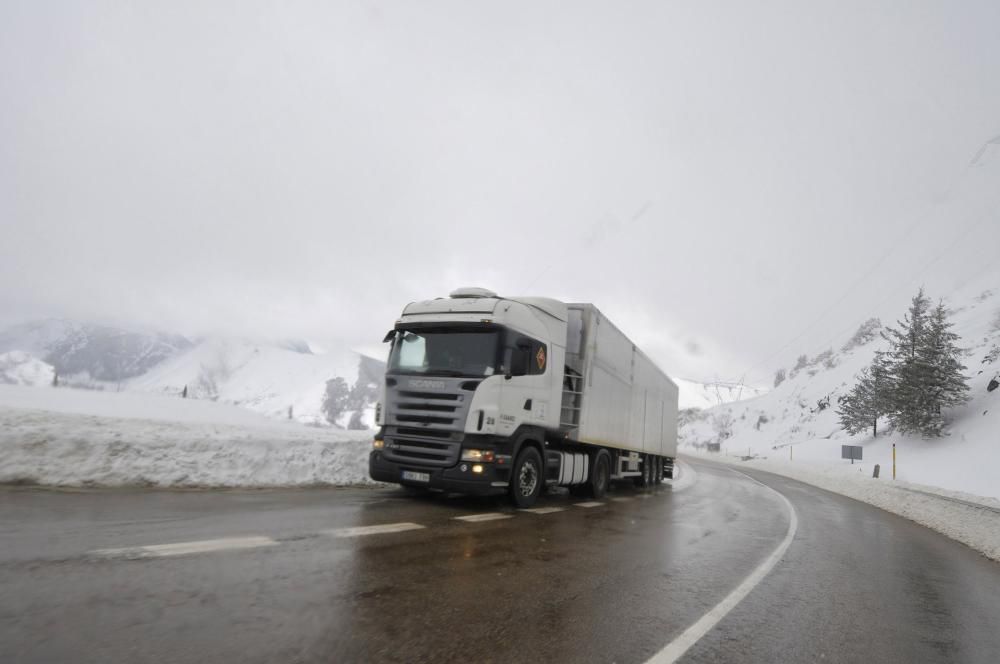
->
[2, 1, 999, 384]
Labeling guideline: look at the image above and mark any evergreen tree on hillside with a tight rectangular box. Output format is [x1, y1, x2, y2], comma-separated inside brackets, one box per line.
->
[322, 377, 351, 425]
[881, 288, 931, 434]
[837, 352, 890, 437]
[839, 289, 970, 439]
[837, 367, 875, 435]
[917, 302, 970, 436]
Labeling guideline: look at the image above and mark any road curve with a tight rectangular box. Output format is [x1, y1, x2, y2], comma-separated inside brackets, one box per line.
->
[0, 459, 998, 663]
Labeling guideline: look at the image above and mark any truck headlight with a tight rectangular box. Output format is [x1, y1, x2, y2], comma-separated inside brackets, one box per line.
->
[461, 449, 495, 462]
[373, 439, 385, 449]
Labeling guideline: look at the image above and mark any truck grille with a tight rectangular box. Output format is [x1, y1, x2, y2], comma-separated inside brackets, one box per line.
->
[383, 436, 459, 467]
[382, 376, 474, 467]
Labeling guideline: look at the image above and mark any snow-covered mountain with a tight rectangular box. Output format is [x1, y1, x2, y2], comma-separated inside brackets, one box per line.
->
[0, 319, 191, 383]
[675, 377, 767, 410]
[125, 336, 377, 426]
[0, 320, 384, 428]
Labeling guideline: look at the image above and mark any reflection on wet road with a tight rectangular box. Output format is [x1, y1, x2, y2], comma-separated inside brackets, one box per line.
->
[1, 459, 998, 663]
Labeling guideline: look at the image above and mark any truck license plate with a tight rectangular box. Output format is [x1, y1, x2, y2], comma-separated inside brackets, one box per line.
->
[401, 470, 430, 483]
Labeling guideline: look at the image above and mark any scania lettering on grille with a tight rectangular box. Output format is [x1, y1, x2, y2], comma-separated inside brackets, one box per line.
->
[408, 379, 446, 390]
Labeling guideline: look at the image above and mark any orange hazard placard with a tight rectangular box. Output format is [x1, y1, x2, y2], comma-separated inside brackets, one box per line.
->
[535, 346, 546, 371]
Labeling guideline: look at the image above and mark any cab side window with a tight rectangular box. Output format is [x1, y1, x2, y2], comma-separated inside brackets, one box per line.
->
[508, 336, 548, 376]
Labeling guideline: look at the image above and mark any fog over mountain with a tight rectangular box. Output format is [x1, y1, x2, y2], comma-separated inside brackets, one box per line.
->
[2, 1, 999, 386]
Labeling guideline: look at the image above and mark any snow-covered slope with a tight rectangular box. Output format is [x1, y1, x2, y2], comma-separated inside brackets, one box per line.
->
[125, 337, 370, 426]
[0, 320, 384, 428]
[675, 377, 767, 410]
[681, 274, 1000, 498]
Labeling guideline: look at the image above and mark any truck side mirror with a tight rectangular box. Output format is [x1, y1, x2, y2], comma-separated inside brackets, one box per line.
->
[382, 330, 395, 343]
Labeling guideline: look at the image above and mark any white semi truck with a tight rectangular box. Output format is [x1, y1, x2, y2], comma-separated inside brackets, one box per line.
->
[369, 288, 679, 508]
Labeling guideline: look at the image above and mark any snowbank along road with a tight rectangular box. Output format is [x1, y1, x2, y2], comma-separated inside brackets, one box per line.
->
[2, 459, 999, 663]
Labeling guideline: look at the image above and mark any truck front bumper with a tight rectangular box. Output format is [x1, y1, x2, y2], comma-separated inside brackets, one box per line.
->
[369, 451, 510, 496]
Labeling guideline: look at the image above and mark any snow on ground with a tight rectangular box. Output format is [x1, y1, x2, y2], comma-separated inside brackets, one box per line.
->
[687, 450, 1000, 562]
[0, 384, 374, 487]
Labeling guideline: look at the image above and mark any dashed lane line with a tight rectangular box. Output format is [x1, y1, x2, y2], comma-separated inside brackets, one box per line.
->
[326, 523, 425, 538]
[453, 512, 514, 523]
[88, 490, 664, 559]
[91, 536, 278, 559]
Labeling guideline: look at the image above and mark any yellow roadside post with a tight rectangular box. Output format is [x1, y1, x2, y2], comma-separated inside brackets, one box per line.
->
[892, 443, 896, 480]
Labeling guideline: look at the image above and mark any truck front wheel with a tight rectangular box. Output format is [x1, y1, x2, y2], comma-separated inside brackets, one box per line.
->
[510, 446, 543, 508]
[588, 452, 610, 499]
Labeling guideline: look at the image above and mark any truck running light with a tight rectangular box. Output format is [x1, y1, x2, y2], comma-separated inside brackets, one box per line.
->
[461, 449, 495, 462]
[472, 464, 484, 474]
[373, 439, 385, 449]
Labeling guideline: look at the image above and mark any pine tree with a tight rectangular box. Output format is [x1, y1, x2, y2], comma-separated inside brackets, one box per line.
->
[837, 367, 877, 436]
[837, 355, 890, 437]
[879, 290, 969, 437]
[916, 302, 969, 436]
[881, 288, 931, 434]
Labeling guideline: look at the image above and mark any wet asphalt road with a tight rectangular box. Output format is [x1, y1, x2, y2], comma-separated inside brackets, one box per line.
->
[1, 459, 999, 663]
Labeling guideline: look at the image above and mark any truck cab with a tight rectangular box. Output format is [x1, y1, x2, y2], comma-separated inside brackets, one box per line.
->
[369, 288, 566, 504]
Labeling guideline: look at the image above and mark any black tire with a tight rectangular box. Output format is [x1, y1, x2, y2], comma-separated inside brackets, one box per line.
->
[653, 456, 662, 485]
[588, 451, 610, 499]
[510, 446, 544, 508]
[635, 454, 650, 488]
[664, 459, 674, 480]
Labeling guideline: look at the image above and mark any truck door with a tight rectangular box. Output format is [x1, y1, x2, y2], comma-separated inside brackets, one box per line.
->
[496, 334, 553, 436]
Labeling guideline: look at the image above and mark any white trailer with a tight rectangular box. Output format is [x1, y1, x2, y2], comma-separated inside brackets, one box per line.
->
[370, 288, 679, 507]
[563, 304, 679, 481]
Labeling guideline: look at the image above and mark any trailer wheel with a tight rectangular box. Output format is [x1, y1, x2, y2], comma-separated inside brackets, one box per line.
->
[634, 454, 649, 488]
[588, 451, 610, 499]
[654, 457, 662, 484]
[510, 446, 543, 508]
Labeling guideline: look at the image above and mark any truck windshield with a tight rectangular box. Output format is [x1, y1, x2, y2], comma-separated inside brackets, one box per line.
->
[388, 328, 500, 377]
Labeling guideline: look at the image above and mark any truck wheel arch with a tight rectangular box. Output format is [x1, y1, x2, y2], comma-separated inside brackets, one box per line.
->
[510, 427, 546, 459]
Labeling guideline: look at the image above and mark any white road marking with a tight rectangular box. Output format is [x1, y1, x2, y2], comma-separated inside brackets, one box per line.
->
[646, 469, 799, 664]
[326, 522, 425, 538]
[91, 536, 278, 559]
[610, 497, 633, 502]
[454, 512, 513, 522]
[573, 501, 605, 508]
[519, 507, 566, 514]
